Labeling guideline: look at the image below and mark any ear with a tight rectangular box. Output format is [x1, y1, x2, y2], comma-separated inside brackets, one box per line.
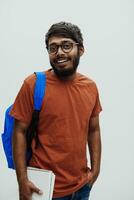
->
[79, 46, 84, 56]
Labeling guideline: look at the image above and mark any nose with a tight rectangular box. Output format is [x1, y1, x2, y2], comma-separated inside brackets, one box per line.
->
[56, 46, 65, 55]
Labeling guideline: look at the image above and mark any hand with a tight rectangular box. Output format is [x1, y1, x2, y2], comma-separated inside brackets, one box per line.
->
[19, 178, 43, 200]
[87, 170, 100, 186]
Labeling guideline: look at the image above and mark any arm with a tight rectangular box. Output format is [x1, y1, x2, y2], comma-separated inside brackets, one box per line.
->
[87, 115, 102, 185]
[12, 119, 42, 200]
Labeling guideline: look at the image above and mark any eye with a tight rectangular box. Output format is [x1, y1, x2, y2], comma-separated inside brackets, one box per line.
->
[62, 42, 72, 50]
[49, 44, 57, 53]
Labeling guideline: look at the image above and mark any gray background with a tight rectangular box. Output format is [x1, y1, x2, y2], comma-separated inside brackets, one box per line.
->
[0, 0, 134, 199]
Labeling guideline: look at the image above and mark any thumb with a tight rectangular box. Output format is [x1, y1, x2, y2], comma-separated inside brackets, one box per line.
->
[31, 184, 43, 195]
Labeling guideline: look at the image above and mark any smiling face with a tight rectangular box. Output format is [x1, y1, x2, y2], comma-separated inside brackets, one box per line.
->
[47, 36, 84, 78]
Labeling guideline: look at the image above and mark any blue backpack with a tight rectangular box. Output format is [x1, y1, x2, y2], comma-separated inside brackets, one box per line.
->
[1, 72, 46, 169]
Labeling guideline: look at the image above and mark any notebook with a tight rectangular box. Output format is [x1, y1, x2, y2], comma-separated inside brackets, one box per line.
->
[27, 167, 55, 200]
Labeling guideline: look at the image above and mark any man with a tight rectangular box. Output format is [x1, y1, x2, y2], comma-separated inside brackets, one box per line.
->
[11, 22, 102, 200]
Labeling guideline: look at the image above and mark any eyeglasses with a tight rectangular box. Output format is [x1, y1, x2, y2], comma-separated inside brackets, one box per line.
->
[47, 41, 79, 55]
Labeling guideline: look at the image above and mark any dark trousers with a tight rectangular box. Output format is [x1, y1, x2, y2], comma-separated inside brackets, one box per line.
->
[53, 183, 92, 200]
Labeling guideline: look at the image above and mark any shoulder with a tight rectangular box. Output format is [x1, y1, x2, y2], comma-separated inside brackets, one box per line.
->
[78, 72, 95, 84]
[23, 73, 36, 91]
[24, 73, 36, 82]
[23, 70, 47, 89]
[77, 72, 99, 93]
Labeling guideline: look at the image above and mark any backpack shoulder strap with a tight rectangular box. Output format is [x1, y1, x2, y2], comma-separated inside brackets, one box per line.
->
[26, 71, 46, 150]
[34, 72, 46, 111]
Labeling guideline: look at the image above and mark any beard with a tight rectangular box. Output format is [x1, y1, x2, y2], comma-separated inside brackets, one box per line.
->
[50, 53, 80, 78]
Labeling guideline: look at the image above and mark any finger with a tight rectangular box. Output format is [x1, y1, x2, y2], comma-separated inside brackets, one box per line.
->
[31, 185, 43, 195]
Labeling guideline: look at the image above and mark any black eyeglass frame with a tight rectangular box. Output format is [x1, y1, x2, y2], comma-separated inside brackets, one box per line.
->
[47, 41, 79, 55]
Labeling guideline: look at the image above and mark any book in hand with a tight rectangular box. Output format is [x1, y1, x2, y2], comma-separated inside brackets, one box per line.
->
[27, 167, 55, 200]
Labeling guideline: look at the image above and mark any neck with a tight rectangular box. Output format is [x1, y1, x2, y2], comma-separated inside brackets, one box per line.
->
[51, 69, 77, 81]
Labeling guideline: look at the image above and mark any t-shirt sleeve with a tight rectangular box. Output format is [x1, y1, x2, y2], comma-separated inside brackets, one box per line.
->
[10, 80, 34, 123]
[90, 86, 102, 118]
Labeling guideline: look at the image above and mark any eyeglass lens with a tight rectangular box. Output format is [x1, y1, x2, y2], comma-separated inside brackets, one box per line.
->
[48, 41, 77, 54]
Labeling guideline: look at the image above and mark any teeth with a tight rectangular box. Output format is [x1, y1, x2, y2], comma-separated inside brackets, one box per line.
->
[57, 59, 68, 63]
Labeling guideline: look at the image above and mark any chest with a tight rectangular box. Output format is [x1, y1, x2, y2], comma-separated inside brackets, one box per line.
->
[40, 82, 96, 121]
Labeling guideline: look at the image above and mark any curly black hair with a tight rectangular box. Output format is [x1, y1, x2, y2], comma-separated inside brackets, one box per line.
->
[45, 21, 84, 48]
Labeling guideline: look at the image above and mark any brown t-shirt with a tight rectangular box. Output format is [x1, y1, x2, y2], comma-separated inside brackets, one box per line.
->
[10, 69, 102, 198]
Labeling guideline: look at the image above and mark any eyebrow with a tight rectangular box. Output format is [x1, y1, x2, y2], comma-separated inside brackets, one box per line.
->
[49, 40, 72, 45]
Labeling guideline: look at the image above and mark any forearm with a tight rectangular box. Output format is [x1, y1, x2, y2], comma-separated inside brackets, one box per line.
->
[88, 129, 101, 175]
[12, 120, 42, 199]
[12, 123, 28, 183]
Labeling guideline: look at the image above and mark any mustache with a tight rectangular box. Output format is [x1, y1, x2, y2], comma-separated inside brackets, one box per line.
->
[53, 56, 70, 63]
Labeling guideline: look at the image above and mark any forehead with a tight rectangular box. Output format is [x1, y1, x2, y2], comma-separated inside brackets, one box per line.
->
[48, 36, 75, 45]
